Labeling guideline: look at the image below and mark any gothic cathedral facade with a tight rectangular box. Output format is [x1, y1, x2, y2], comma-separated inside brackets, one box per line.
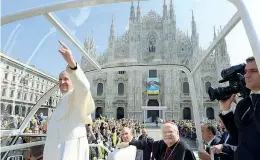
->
[81, 1, 231, 122]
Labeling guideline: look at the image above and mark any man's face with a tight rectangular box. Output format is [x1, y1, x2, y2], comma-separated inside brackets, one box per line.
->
[121, 127, 132, 142]
[59, 71, 73, 94]
[162, 124, 179, 146]
[201, 125, 211, 143]
[219, 119, 225, 129]
[142, 129, 147, 136]
[245, 61, 260, 91]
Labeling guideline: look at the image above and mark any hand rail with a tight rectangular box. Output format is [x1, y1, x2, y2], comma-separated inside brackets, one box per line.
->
[1, 140, 111, 154]
[1, 141, 45, 153]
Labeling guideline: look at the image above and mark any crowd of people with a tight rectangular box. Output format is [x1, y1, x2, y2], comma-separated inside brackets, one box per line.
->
[1, 115, 231, 160]
[86, 117, 142, 160]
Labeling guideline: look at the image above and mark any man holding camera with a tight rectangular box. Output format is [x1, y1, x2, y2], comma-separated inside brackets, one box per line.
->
[219, 57, 260, 160]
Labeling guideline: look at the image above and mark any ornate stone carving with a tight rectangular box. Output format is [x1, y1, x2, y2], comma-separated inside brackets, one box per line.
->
[93, 78, 107, 85]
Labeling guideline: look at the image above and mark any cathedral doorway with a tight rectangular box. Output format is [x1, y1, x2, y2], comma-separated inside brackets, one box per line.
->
[15, 105, 20, 115]
[183, 107, 191, 120]
[117, 107, 124, 119]
[147, 99, 159, 122]
[206, 107, 214, 119]
[7, 104, 12, 115]
[95, 107, 104, 119]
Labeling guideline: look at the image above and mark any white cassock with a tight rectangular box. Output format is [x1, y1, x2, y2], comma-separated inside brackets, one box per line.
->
[43, 65, 95, 160]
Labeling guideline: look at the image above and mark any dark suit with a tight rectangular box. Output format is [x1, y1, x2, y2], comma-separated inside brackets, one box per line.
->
[214, 133, 237, 160]
[138, 135, 153, 160]
[130, 139, 143, 160]
[205, 136, 221, 154]
[219, 95, 260, 160]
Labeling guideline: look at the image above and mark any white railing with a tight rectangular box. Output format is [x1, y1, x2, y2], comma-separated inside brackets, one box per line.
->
[1, 141, 45, 153]
[7, 155, 23, 160]
[1, 141, 111, 153]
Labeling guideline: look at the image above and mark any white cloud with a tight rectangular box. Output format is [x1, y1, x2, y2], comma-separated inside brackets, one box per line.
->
[70, 7, 92, 27]
[67, 7, 92, 36]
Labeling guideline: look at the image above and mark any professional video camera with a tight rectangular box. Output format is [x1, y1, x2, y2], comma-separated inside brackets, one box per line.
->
[208, 63, 251, 101]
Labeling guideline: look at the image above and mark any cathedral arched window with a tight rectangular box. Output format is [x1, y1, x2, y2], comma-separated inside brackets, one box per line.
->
[118, 83, 124, 95]
[205, 82, 211, 93]
[4, 73, 8, 80]
[97, 83, 103, 96]
[183, 82, 189, 94]
[15, 106, 20, 115]
[148, 34, 156, 52]
[24, 93, 27, 100]
[17, 92, 21, 99]
[2, 88, 6, 96]
[206, 107, 215, 119]
[30, 94, 33, 101]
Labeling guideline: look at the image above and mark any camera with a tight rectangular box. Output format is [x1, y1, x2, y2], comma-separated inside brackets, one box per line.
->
[208, 64, 251, 101]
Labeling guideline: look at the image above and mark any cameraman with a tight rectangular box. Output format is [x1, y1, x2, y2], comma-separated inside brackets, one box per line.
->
[219, 57, 260, 160]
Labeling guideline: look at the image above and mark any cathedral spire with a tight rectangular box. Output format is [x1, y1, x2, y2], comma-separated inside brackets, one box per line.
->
[169, 0, 175, 20]
[90, 30, 95, 49]
[136, 0, 141, 22]
[84, 33, 89, 50]
[130, 0, 135, 22]
[191, 10, 199, 51]
[110, 15, 116, 41]
[163, 0, 168, 20]
[191, 10, 196, 33]
[213, 26, 216, 39]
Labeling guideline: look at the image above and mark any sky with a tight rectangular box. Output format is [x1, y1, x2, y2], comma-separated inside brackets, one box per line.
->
[1, 0, 259, 78]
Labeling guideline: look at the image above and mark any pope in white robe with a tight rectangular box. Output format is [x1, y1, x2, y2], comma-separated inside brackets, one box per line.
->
[43, 40, 95, 160]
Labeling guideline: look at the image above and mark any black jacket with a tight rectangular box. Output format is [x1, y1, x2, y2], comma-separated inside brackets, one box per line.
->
[219, 96, 260, 160]
[129, 139, 196, 160]
[138, 135, 153, 160]
[215, 134, 237, 160]
[205, 136, 221, 153]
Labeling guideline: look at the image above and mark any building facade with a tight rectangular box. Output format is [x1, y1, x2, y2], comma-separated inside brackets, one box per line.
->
[81, 1, 231, 121]
[0, 52, 61, 118]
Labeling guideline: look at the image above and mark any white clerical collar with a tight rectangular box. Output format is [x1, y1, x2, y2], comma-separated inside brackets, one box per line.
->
[62, 89, 73, 96]
[207, 136, 215, 145]
[250, 90, 260, 95]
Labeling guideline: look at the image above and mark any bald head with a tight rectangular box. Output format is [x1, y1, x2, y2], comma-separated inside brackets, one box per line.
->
[121, 127, 133, 142]
[59, 71, 73, 94]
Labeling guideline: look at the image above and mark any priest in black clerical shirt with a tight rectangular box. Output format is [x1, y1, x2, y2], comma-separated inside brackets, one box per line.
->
[118, 121, 196, 160]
